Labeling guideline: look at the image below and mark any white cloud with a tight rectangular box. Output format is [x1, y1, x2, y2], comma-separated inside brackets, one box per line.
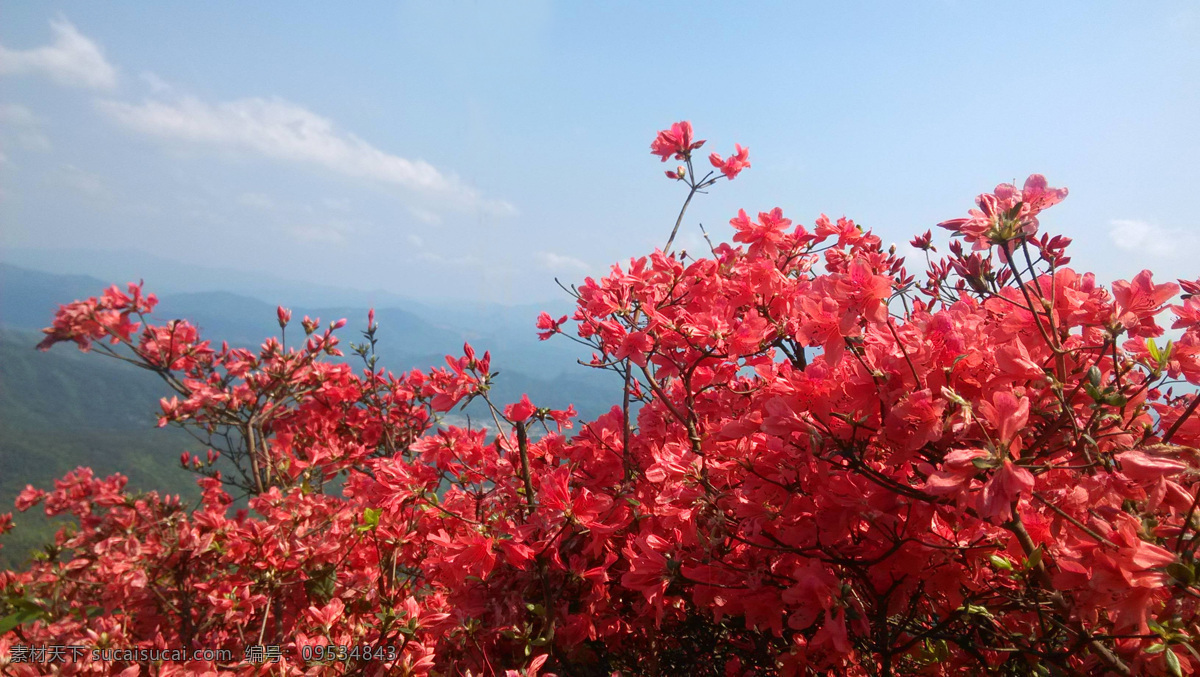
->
[16, 132, 52, 151]
[406, 206, 442, 225]
[139, 71, 174, 94]
[96, 95, 515, 217]
[535, 251, 589, 272]
[238, 192, 276, 210]
[0, 103, 39, 127]
[1109, 219, 1197, 258]
[55, 164, 108, 199]
[290, 223, 348, 245]
[418, 251, 476, 266]
[0, 103, 50, 150]
[0, 18, 117, 89]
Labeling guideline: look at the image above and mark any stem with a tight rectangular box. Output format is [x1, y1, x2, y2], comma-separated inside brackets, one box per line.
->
[664, 158, 714, 255]
[621, 364, 635, 480]
[1007, 513, 1131, 675]
[516, 421, 557, 659]
[1163, 393, 1200, 445]
[244, 423, 266, 495]
[1002, 243, 1064, 379]
[516, 422, 535, 511]
[664, 185, 697, 254]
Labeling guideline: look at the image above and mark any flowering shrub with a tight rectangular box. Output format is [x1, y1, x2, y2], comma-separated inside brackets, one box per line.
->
[4, 122, 1200, 676]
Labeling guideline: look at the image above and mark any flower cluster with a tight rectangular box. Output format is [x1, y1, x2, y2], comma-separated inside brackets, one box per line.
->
[3, 122, 1200, 676]
[937, 174, 1068, 257]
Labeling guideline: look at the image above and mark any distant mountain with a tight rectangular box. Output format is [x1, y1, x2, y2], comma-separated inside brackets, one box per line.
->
[0, 264, 117, 330]
[1, 261, 588, 376]
[0, 263, 621, 565]
[0, 247, 422, 308]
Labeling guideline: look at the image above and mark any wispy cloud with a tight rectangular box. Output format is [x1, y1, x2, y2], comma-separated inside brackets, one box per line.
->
[139, 71, 174, 94]
[535, 251, 589, 272]
[0, 103, 39, 127]
[289, 222, 350, 245]
[1108, 219, 1198, 258]
[55, 164, 109, 199]
[406, 206, 442, 225]
[418, 251, 476, 267]
[96, 95, 516, 217]
[0, 18, 117, 89]
[0, 103, 52, 151]
[238, 192, 276, 210]
[322, 197, 351, 212]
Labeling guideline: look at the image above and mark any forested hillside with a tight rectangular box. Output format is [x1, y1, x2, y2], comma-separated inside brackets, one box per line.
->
[0, 327, 198, 567]
[0, 264, 617, 567]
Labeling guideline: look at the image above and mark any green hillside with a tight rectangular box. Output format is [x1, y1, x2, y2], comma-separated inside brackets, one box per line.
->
[0, 328, 202, 568]
[0, 266, 621, 568]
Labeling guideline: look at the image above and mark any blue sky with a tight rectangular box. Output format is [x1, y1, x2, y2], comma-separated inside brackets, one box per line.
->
[1, 2, 1197, 304]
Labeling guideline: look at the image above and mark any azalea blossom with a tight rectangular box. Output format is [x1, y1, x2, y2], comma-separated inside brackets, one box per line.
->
[7, 132, 1199, 677]
[650, 120, 705, 162]
[708, 143, 750, 179]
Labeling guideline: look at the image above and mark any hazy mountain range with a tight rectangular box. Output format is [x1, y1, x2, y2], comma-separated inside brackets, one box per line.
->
[0, 256, 618, 567]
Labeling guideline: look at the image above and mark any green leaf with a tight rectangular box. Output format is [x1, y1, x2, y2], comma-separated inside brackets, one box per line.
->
[0, 606, 44, 634]
[1168, 562, 1195, 586]
[1166, 647, 1183, 677]
[1148, 338, 1162, 363]
[1087, 365, 1102, 388]
[359, 507, 381, 531]
[304, 565, 338, 605]
[930, 639, 949, 662]
[989, 554, 1014, 571]
[971, 456, 999, 470]
[1026, 545, 1044, 571]
[962, 603, 994, 619]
